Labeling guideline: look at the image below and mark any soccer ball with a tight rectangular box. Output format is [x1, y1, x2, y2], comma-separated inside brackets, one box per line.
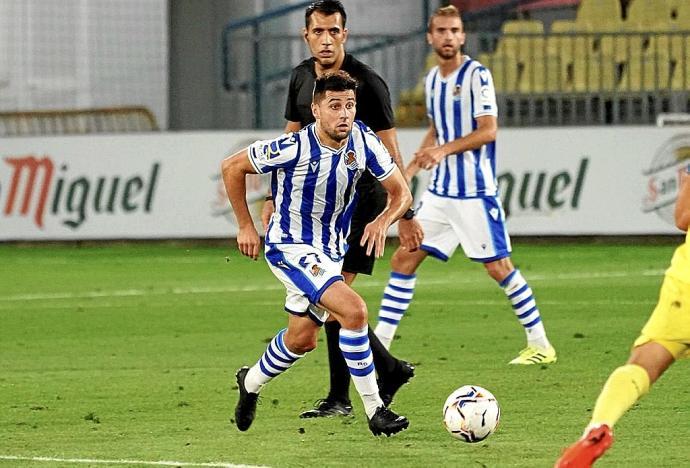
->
[442, 385, 500, 443]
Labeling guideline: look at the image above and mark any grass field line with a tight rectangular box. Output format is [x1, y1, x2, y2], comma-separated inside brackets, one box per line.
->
[0, 269, 664, 303]
[0, 455, 267, 468]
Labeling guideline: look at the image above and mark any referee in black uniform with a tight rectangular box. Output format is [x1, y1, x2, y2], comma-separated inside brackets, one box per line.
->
[261, 0, 423, 418]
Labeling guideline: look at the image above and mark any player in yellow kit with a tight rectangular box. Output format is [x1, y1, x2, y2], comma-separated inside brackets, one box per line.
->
[555, 167, 690, 467]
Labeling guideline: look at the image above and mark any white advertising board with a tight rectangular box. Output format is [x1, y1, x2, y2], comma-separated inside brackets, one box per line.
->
[1, 127, 688, 240]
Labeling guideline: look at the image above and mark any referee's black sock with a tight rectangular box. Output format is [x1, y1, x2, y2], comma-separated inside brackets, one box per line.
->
[325, 320, 351, 404]
[369, 327, 399, 379]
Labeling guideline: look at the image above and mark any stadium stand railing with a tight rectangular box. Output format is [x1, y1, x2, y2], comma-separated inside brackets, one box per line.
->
[0, 106, 159, 137]
[397, 0, 690, 127]
[221, 1, 434, 129]
[221, 0, 690, 128]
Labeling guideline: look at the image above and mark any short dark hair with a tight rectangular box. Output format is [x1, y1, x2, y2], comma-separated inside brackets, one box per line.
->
[305, 0, 347, 29]
[312, 70, 357, 103]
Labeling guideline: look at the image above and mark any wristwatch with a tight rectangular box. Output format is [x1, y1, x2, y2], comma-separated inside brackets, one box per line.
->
[402, 208, 415, 220]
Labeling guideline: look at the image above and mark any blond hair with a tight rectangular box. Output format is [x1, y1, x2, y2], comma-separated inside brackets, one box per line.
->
[427, 5, 462, 32]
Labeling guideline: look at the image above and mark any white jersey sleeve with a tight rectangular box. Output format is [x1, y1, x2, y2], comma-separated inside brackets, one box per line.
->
[471, 66, 498, 118]
[247, 132, 300, 174]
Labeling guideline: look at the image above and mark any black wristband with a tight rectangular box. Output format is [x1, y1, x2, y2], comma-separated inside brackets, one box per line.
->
[402, 208, 415, 220]
[265, 195, 273, 201]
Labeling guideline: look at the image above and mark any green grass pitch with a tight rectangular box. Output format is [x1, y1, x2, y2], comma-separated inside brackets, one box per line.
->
[1, 241, 689, 467]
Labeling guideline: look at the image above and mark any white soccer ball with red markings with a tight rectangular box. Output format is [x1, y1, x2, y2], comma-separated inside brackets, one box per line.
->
[442, 385, 500, 443]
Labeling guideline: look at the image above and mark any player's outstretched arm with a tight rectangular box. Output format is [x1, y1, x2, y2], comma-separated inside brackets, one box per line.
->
[675, 168, 690, 231]
[221, 149, 261, 260]
[361, 168, 413, 258]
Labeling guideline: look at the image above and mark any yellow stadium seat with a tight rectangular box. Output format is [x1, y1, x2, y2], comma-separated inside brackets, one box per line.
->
[548, 20, 589, 91]
[526, 36, 548, 92]
[501, 19, 545, 35]
[572, 54, 617, 92]
[613, 12, 673, 91]
[670, 34, 690, 90]
[549, 20, 616, 92]
[495, 20, 545, 93]
[626, 0, 673, 28]
[619, 51, 671, 91]
[674, 1, 690, 28]
[576, 0, 623, 30]
[480, 52, 515, 93]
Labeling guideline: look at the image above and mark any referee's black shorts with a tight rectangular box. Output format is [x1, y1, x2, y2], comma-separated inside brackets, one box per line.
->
[342, 181, 388, 276]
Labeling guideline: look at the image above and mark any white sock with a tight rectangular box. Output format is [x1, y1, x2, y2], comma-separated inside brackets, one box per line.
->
[374, 271, 417, 350]
[339, 325, 383, 418]
[499, 269, 551, 349]
[244, 328, 303, 393]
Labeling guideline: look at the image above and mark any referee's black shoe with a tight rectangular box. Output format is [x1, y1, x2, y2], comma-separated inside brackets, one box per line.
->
[380, 360, 415, 407]
[299, 398, 353, 418]
[368, 406, 409, 437]
[234, 366, 258, 431]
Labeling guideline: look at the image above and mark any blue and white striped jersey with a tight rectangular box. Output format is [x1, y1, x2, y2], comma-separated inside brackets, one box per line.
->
[247, 120, 396, 261]
[425, 55, 498, 199]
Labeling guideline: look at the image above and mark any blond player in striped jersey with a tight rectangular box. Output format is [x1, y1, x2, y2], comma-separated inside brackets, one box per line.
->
[373, 5, 556, 365]
[556, 167, 690, 467]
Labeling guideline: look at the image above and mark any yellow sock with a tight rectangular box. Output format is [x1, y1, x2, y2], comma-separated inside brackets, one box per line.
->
[589, 364, 650, 428]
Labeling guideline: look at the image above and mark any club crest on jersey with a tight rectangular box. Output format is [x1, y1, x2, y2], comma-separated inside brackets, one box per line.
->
[344, 150, 359, 170]
[452, 84, 462, 101]
[310, 264, 325, 277]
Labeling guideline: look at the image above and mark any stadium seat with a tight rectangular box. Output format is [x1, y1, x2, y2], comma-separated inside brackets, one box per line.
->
[479, 51, 518, 93]
[626, 0, 673, 28]
[668, 1, 690, 90]
[494, 20, 546, 93]
[573, 27, 623, 92]
[670, 33, 690, 90]
[612, 3, 674, 92]
[575, 0, 622, 30]
[673, 0, 690, 28]
[619, 51, 672, 91]
[547, 20, 589, 92]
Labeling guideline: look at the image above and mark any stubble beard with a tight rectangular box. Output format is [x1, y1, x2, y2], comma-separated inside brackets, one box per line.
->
[326, 126, 349, 145]
[436, 46, 459, 60]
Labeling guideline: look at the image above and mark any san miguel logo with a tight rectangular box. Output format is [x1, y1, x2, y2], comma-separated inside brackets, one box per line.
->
[642, 134, 690, 225]
[1, 155, 160, 230]
[496, 158, 589, 218]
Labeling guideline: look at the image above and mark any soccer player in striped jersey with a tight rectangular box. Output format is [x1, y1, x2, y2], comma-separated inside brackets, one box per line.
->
[221, 71, 412, 436]
[556, 168, 690, 467]
[373, 5, 557, 365]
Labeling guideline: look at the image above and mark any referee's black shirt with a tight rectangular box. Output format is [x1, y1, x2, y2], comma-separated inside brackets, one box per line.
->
[284, 54, 396, 193]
